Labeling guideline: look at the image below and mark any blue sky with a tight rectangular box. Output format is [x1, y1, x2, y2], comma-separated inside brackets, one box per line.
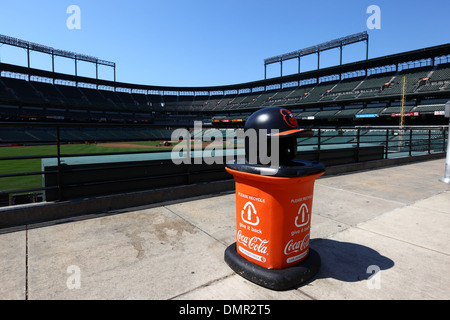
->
[0, 0, 449, 87]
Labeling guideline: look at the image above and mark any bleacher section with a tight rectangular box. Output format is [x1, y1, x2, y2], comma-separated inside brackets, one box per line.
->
[0, 44, 449, 125]
[0, 126, 173, 143]
[0, 78, 166, 117]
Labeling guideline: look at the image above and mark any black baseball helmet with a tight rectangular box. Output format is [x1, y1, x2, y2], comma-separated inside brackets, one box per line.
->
[244, 106, 307, 137]
[244, 107, 312, 164]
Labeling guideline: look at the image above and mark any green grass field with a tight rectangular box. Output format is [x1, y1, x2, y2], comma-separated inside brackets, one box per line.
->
[0, 140, 240, 195]
[0, 141, 174, 194]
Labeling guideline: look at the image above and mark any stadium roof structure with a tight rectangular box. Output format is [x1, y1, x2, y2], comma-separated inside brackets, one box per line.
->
[0, 34, 116, 81]
[263, 31, 369, 78]
[0, 36, 449, 98]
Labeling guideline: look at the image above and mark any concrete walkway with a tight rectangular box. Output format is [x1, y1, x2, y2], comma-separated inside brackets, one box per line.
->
[1, 158, 449, 300]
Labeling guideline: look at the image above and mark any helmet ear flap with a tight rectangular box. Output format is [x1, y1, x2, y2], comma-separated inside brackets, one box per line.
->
[244, 107, 301, 165]
[245, 136, 298, 165]
[278, 136, 297, 164]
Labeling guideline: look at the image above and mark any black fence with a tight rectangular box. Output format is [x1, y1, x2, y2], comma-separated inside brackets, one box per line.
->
[297, 127, 448, 164]
[0, 122, 447, 207]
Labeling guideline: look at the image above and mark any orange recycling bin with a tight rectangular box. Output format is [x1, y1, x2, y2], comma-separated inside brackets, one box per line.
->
[226, 167, 324, 269]
[223, 106, 325, 290]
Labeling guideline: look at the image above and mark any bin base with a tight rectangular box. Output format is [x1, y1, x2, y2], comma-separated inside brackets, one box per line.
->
[224, 243, 321, 291]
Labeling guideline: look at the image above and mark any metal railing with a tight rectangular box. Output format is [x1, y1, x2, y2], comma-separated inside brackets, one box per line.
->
[0, 122, 210, 206]
[0, 122, 448, 207]
[297, 126, 448, 163]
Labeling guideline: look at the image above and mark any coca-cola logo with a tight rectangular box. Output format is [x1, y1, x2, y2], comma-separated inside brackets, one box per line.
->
[237, 230, 269, 255]
[284, 233, 309, 256]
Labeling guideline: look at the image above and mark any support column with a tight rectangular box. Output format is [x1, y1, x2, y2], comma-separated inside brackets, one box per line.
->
[96, 61, 99, 89]
[74, 55, 78, 86]
[27, 45, 30, 81]
[280, 60, 283, 78]
[51, 51, 55, 84]
[317, 51, 320, 70]
[366, 35, 369, 60]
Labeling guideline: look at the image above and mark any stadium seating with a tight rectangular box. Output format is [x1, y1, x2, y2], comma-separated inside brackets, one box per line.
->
[334, 108, 361, 118]
[0, 126, 173, 143]
[0, 127, 37, 142]
[413, 103, 446, 114]
[429, 63, 450, 82]
[356, 72, 396, 91]
[314, 109, 339, 119]
[0, 50, 449, 124]
[31, 81, 66, 105]
[1, 77, 45, 104]
[379, 67, 431, 96]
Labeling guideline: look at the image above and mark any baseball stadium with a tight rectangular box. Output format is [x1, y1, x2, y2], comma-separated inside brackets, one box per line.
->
[0, 20, 449, 301]
[0, 31, 448, 208]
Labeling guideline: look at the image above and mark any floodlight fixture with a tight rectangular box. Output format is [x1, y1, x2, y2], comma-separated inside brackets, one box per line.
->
[0, 33, 116, 81]
[264, 31, 369, 79]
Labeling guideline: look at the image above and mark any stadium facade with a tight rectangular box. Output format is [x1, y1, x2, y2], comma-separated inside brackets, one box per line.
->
[0, 34, 449, 214]
[0, 40, 449, 128]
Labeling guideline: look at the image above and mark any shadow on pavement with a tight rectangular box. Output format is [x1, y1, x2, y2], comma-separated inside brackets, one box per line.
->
[309, 238, 394, 283]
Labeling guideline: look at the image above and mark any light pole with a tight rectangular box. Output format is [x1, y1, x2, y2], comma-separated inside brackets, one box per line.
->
[439, 101, 450, 183]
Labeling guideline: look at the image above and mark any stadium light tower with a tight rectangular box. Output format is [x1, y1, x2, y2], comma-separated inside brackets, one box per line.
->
[0, 34, 116, 83]
[440, 101, 450, 184]
[264, 31, 369, 79]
